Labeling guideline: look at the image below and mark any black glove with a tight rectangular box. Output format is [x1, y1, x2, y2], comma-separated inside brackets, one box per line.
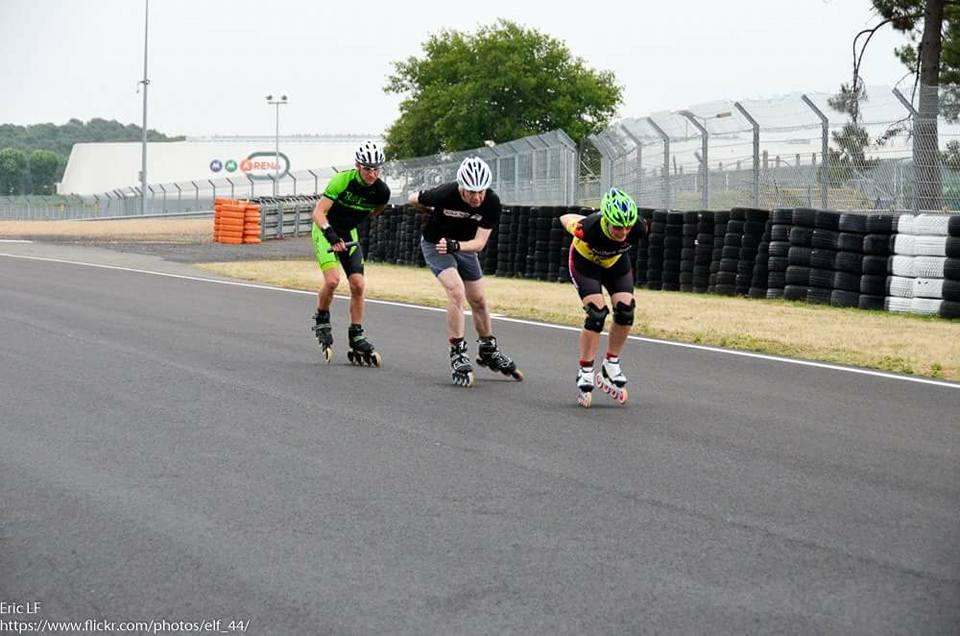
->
[444, 238, 461, 253]
[322, 226, 342, 245]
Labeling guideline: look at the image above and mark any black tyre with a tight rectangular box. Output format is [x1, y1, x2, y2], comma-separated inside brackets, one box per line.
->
[839, 213, 868, 233]
[830, 289, 860, 308]
[858, 294, 885, 311]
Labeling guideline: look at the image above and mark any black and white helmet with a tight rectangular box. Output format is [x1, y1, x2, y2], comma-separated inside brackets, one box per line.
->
[355, 140, 385, 167]
[456, 156, 492, 192]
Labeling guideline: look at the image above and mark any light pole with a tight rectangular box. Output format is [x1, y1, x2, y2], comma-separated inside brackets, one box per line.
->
[265, 94, 287, 197]
[139, 0, 150, 214]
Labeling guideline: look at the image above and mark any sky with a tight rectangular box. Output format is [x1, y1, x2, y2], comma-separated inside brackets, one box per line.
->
[0, 0, 919, 139]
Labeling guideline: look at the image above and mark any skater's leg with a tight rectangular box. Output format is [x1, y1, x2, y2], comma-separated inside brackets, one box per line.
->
[463, 279, 492, 337]
[436, 268, 467, 340]
[317, 267, 340, 313]
[605, 292, 635, 357]
[580, 293, 607, 362]
[347, 273, 365, 325]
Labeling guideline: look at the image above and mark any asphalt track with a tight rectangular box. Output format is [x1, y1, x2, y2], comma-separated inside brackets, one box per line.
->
[1, 243, 958, 635]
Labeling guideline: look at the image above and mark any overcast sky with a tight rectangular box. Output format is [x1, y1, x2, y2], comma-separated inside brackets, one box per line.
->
[0, 0, 916, 138]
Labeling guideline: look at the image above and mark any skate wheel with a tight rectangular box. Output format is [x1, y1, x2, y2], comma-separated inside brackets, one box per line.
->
[347, 351, 356, 365]
[322, 347, 333, 364]
[369, 352, 382, 367]
[510, 369, 524, 382]
[452, 371, 474, 387]
[578, 391, 592, 408]
[616, 387, 629, 404]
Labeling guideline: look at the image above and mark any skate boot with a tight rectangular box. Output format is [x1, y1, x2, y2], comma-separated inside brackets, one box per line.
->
[576, 365, 594, 408]
[346, 324, 381, 367]
[595, 356, 629, 404]
[312, 310, 334, 363]
[449, 339, 475, 387]
[475, 336, 524, 381]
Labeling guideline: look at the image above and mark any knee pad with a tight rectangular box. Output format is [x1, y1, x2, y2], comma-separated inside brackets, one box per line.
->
[613, 299, 635, 326]
[583, 303, 609, 333]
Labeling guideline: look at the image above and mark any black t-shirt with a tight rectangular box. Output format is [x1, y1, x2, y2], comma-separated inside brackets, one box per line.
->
[417, 182, 501, 242]
[573, 212, 645, 267]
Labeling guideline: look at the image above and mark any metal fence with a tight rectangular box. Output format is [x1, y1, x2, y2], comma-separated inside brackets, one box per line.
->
[0, 130, 579, 220]
[380, 129, 578, 206]
[581, 84, 960, 213]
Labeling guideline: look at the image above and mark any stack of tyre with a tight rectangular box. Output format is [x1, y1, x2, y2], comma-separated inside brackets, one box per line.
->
[691, 211, 713, 293]
[661, 212, 685, 291]
[544, 210, 565, 281]
[749, 217, 773, 299]
[634, 208, 654, 288]
[707, 210, 730, 294]
[732, 208, 770, 296]
[857, 213, 898, 310]
[714, 210, 741, 296]
[765, 208, 793, 299]
[558, 221, 573, 283]
[678, 211, 699, 292]
[495, 207, 517, 277]
[827, 212, 869, 308]
[481, 214, 498, 274]
[513, 207, 530, 278]
[891, 213, 960, 317]
[885, 214, 919, 313]
[783, 207, 816, 301]
[646, 210, 668, 290]
[945, 216, 960, 318]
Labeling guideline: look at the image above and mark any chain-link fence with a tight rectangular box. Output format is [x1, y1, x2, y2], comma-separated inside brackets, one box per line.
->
[582, 84, 960, 213]
[380, 130, 578, 206]
[0, 131, 578, 220]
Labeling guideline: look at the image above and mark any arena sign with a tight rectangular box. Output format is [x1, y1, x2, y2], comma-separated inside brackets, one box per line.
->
[209, 151, 290, 181]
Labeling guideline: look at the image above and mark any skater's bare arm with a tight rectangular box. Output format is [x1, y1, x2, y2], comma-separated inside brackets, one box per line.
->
[408, 192, 431, 213]
[438, 227, 492, 254]
[312, 197, 335, 227]
[312, 198, 346, 251]
[560, 214, 585, 236]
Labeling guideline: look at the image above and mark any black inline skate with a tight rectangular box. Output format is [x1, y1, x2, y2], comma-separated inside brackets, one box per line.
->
[450, 339, 475, 387]
[312, 310, 333, 363]
[346, 324, 381, 367]
[475, 336, 524, 381]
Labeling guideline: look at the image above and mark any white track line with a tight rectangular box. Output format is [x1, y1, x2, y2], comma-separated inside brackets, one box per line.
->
[0, 239, 33, 244]
[2, 250, 957, 390]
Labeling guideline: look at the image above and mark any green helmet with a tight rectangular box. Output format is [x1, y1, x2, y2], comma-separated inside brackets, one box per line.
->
[600, 188, 638, 228]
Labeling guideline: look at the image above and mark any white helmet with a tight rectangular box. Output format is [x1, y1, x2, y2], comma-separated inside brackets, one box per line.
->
[456, 156, 492, 192]
[355, 140, 385, 167]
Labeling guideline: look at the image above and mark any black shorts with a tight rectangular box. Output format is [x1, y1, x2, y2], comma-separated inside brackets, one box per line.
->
[568, 246, 634, 299]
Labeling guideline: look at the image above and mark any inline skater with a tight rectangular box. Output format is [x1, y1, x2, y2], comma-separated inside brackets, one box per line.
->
[559, 188, 647, 406]
[311, 140, 391, 366]
[408, 156, 523, 387]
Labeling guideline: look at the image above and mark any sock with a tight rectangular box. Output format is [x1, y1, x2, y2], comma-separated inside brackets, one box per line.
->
[449, 337, 464, 346]
[605, 352, 619, 361]
[579, 359, 594, 369]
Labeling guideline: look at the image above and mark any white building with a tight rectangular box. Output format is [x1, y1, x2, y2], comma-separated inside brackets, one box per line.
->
[58, 134, 381, 195]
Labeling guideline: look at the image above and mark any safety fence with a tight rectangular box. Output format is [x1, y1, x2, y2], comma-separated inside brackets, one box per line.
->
[582, 85, 960, 213]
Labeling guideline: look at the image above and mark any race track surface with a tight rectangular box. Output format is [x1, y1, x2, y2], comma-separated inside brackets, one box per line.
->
[2, 243, 958, 634]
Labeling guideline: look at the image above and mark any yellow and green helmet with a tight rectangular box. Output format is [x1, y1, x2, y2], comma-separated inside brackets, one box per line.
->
[600, 188, 638, 228]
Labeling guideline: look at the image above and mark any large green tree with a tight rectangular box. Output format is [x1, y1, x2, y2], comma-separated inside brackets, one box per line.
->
[0, 148, 28, 195]
[868, 0, 960, 208]
[384, 20, 622, 158]
[28, 149, 62, 194]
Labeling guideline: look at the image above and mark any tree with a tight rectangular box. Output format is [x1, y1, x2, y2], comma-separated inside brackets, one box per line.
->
[869, 0, 960, 209]
[28, 149, 62, 194]
[384, 20, 622, 158]
[0, 147, 28, 195]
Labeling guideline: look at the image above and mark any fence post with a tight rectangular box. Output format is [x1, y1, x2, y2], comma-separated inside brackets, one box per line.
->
[892, 87, 920, 212]
[801, 94, 829, 209]
[734, 102, 760, 207]
[646, 117, 671, 209]
[680, 111, 709, 209]
[620, 124, 644, 205]
[207, 180, 216, 209]
[174, 183, 182, 212]
[307, 169, 319, 195]
[191, 180, 200, 211]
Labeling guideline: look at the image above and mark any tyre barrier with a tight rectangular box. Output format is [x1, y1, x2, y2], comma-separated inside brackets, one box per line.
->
[223, 195, 960, 319]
